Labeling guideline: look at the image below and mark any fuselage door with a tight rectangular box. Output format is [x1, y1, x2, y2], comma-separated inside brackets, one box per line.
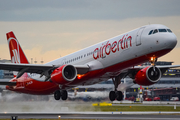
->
[136, 27, 145, 46]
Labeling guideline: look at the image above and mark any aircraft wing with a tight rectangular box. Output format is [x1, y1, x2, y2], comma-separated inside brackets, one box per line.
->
[133, 65, 180, 72]
[0, 81, 16, 86]
[133, 65, 180, 69]
[118, 65, 180, 79]
[0, 63, 56, 73]
[0, 63, 89, 78]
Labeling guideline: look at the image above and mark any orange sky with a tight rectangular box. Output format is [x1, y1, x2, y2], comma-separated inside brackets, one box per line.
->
[0, 17, 180, 64]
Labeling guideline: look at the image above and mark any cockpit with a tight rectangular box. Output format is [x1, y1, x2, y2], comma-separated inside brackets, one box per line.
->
[148, 29, 172, 35]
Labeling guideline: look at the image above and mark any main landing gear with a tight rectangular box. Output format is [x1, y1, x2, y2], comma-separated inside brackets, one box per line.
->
[109, 91, 123, 101]
[54, 90, 68, 100]
[109, 75, 124, 101]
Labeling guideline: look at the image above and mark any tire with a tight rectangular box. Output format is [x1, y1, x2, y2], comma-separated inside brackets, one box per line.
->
[61, 90, 68, 100]
[109, 91, 116, 101]
[116, 91, 123, 101]
[54, 90, 61, 100]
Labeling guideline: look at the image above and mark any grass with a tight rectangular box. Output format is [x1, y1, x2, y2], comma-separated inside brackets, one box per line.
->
[93, 106, 180, 111]
[72, 103, 180, 112]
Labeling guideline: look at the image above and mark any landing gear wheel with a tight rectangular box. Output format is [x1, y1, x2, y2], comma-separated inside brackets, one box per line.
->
[109, 91, 116, 101]
[61, 90, 68, 100]
[54, 90, 61, 100]
[116, 91, 123, 101]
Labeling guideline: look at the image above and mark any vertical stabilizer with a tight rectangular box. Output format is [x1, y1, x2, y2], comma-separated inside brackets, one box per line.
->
[6, 31, 29, 64]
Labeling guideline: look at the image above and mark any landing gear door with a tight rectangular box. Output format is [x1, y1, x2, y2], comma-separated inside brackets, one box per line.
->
[136, 27, 145, 46]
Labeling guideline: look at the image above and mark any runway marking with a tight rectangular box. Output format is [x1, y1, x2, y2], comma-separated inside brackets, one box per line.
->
[0, 112, 180, 120]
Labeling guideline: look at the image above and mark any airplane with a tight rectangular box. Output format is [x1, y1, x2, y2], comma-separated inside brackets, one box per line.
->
[0, 24, 178, 101]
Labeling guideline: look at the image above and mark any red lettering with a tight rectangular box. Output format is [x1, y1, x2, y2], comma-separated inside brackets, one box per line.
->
[93, 48, 99, 59]
[100, 46, 102, 58]
[102, 45, 106, 57]
[93, 35, 132, 60]
[112, 41, 117, 53]
[118, 35, 125, 51]
[124, 38, 126, 49]
[127, 36, 132, 47]
[105, 41, 111, 55]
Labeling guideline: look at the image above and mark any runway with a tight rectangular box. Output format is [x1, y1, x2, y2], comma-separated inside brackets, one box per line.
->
[1, 112, 180, 120]
[0, 95, 180, 120]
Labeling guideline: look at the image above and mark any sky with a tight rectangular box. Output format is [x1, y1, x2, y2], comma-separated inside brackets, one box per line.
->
[0, 0, 180, 64]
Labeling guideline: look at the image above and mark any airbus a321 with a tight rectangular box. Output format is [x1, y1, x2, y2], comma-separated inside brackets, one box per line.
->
[0, 24, 178, 101]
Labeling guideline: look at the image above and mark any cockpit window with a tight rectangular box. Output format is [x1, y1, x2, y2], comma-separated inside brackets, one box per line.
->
[158, 29, 167, 32]
[167, 29, 172, 33]
[148, 30, 153, 35]
[153, 29, 158, 34]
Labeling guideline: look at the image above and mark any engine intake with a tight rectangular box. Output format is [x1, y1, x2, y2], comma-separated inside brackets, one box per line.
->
[51, 65, 77, 85]
[134, 66, 161, 86]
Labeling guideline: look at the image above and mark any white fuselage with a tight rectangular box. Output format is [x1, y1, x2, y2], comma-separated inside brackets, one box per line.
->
[30, 24, 177, 86]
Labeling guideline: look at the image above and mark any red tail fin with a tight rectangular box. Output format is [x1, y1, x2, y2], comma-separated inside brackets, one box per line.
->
[6, 31, 29, 64]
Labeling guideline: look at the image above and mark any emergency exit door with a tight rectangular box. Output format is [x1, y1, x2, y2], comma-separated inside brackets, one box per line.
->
[136, 27, 145, 46]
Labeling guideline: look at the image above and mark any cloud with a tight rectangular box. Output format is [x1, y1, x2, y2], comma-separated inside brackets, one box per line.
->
[24, 47, 79, 64]
[0, 0, 180, 21]
[0, 16, 180, 63]
[0, 44, 9, 60]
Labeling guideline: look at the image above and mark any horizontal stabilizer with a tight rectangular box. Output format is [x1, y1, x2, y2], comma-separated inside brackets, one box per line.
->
[0, 81, 16, 86]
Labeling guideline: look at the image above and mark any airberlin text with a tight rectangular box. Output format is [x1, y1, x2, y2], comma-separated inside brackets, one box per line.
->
[93, 34, 132, 60]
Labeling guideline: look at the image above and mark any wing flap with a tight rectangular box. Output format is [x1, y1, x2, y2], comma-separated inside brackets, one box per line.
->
[0, 63, 57, 74]
[74, 65, 89, 74]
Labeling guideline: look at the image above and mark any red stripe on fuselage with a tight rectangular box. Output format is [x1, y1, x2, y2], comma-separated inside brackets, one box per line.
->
[6, 49, 172, 95]
[67, 48, 172, 85]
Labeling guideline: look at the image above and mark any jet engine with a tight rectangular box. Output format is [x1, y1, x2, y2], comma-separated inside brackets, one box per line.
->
[134, 66, 161, 86]
[51, 65, 77, 85]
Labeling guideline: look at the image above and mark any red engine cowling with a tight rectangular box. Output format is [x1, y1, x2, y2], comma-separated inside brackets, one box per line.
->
[134, 66, 161, 86]
[51, 65, 77, 85]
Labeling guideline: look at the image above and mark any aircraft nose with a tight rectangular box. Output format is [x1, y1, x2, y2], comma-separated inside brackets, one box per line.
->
[168, 34, 177, 49]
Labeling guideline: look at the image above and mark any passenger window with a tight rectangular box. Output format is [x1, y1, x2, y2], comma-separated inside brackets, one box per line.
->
[158, 29, 167, 32]
[148, 30, 153, 35]
[167, 29, 172, 33]
[153, 29, 158, 34]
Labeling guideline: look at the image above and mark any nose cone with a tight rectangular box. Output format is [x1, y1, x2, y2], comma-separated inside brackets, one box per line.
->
[167, 33, 177, 49]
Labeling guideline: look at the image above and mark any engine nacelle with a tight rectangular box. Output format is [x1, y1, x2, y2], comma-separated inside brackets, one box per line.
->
[134, 66, 161, 86]
[51, 65, 77, 85]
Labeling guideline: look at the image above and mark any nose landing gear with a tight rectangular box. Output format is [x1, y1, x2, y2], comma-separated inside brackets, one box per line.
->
[150, 56, 157, 70]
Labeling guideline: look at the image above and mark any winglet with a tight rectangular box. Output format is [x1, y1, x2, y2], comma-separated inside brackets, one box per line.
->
[6, 31, 29, 64]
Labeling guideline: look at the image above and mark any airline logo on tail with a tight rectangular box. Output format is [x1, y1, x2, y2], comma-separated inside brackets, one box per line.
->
[8, 37, 21, 63]
[6, 31, 29, 64]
